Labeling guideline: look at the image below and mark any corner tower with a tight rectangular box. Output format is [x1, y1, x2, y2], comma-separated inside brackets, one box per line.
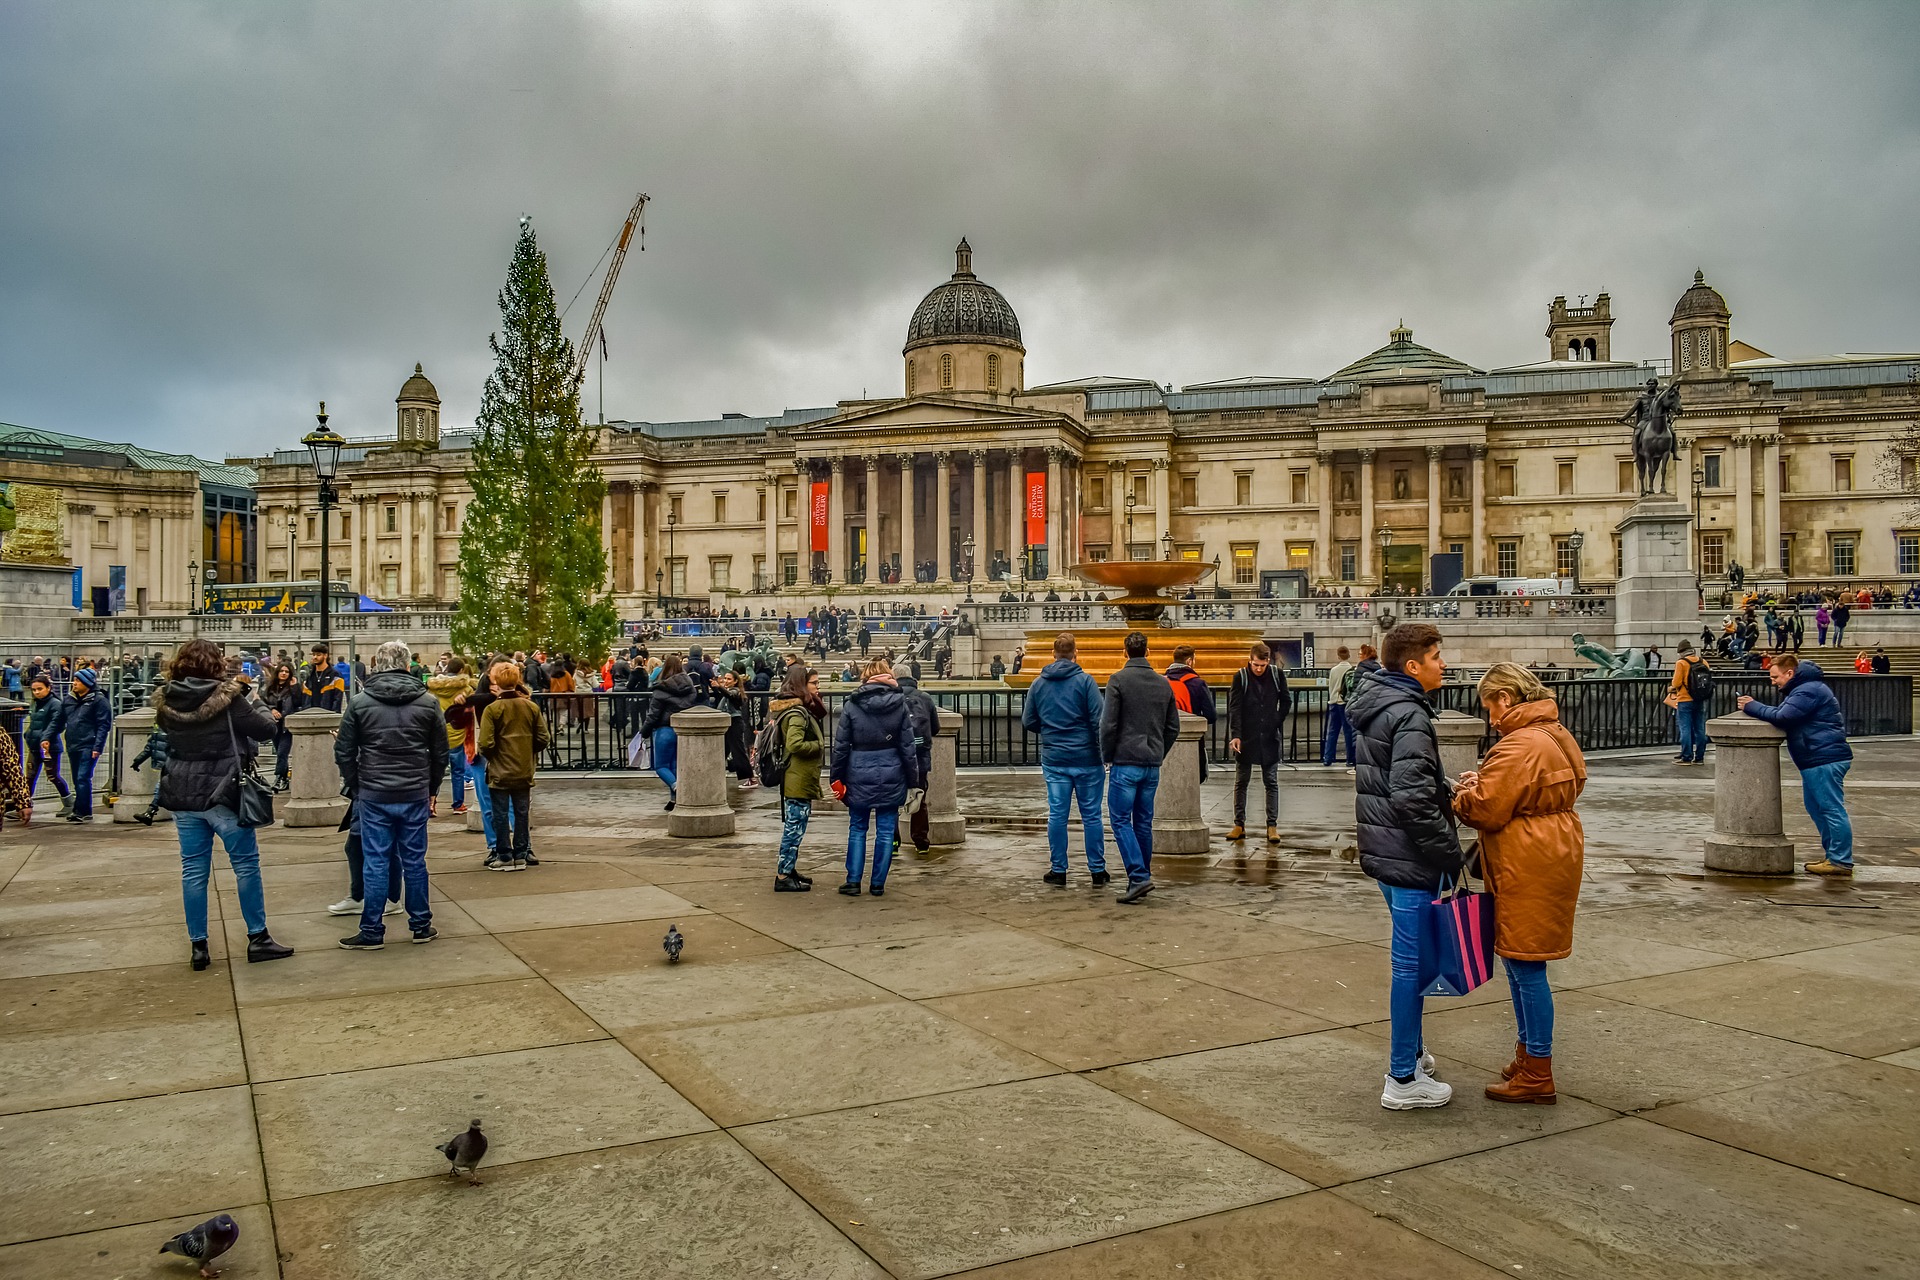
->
[903, 239, 1025, 397]
[1670, 271, 1731, 379]
[395, 363, 440, 448]
[1547, 293, 1612, 361]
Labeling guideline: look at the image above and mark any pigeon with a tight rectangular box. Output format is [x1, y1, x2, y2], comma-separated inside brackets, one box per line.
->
[437, 1119, 489, 1185]
[663, 923, 684, 963]
[159, 1213, 240, 1278]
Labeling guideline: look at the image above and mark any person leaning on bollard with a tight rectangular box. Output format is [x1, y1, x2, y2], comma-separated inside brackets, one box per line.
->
[1737, 653, 1855, 878]
[1022, 632, 1109, 890]
[1100, 630, 1182, 905]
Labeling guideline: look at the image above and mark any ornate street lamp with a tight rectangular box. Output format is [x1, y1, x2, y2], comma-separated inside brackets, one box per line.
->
[301, 403, 347, 648]
[962, 535, 976, 603]
[1124, 491, 1138, 553]
[1567, 530, 1585, 594]
[1376, 525, 1393, 592]
[1691, 464, 1706, 604]
[1161, 530, 1174, 561]
[654, 566, 664, 609]
[187, 558, 200, 614]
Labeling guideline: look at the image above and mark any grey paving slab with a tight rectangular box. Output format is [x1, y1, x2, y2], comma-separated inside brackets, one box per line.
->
[1588, 959, 1920, 1058]
[457, 883, 704, 933]
[1096, 1028, 1613, 1185]
[814, 926, 1140, 999]
[0, 962, 233, 1036]
[1332, 1116, 1920, 1279]
[1575, 900, 1905, 959]
[0, 1086, 265, 1245]
[721, 899, 998, 950]
[217, 900, 488, 953]
[227, 931, 533, 1006]
[252, 1039, 713, 1198]
[736, 1074, 1309, 1280]
[0, 1203, 278, 1280]
[562, 948, 900, 1032]
[0, 923, 227, 979]
[0, 1017, 246, 1113]
[1167, 941, 1505, 1027]
[999, 901, 1350, 968]
[273, 1132, 886, 1280]
[1167, 884, 1396, 942]
[1767, 932, 1920, 988]
[1542, 927, 1741, 990]
[500, 914, 791, 979]
[430, 859, 646, 900]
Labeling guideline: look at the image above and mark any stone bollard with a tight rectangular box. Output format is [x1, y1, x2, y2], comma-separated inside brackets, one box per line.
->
[667, 707, 735, 838]
[1434, 710, 1486, 781]
[282, 707, 350, 828]
[1152, 712, 1210, 855]
[1703, 713, 1795, 875]
[113, 706, 168, 824]
[924, 708, 966, 846]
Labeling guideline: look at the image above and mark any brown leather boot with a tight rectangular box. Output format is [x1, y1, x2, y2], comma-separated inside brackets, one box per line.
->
[1500, 1040, 1525, 1080]
[1227, 825, 1245, 841]
[1485, 1053, 1556, 1104]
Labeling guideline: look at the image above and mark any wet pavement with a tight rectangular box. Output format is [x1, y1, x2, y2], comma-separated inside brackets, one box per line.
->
[2, 737, 1918, 1278]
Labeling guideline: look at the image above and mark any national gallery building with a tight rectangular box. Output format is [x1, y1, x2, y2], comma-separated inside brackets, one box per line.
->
[243, 243, 1919, 611]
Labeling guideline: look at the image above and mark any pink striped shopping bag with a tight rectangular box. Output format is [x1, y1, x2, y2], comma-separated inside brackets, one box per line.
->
[1419, 877, 1497, 997]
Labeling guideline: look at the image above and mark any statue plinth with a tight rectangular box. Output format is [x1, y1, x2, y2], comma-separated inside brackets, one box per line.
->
[1613, 494, 1697, 650]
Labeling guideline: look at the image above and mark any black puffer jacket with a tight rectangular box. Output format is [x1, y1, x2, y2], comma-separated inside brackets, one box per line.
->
[335, 669, 447, 804]
[895, 674, 937, 781]
[1347, 667, 1463, 890]
[831, 679, 919, 809]
[640, 673, 701, 735]
[155, 678, 277, 813]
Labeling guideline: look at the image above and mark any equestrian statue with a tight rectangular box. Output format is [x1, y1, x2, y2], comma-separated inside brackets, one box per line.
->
[1621, 377, 1683, 496]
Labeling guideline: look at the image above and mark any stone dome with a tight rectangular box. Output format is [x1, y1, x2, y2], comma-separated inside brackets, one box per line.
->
[904, 239, 1024, 354]
[1670, 270, 1730, 325]
[396, 363, 440, 405]
[1329, 323, 1479, 382]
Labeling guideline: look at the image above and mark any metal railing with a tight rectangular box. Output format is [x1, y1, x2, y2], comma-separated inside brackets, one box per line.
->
[967, 595, 1614, 629]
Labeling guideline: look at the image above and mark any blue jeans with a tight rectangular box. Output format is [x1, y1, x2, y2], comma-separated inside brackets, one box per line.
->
[1043, 765, 1106, 875]
[1107, 764, 1158, 885]
[177, 806, 267, 942]
[1379, 882, 1431, 1079]
[1322, 704, 1355, 765]
[447, 747, 470, 808]
[846, 805, 897, 889]
[358, 797, 431, 938]
[68, 748, 97, 818]
[1675, 699, 1708, 762]
[1799, 760, 1853, 866]
[1505, 957, 1554, 1058]
[467, 753, 496, 853]
[652, 727, 679, 793]
[778, 797, 812, 876]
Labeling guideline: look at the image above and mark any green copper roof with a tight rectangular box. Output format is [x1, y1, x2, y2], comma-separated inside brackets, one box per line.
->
[1329, 324, 1480, 382]
[0, 420, 257, 490]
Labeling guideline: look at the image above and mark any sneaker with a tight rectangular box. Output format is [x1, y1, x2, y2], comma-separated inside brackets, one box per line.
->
[450, 804, 468, 815]
[338, 932, 385, 951]
[1042, 870, 1068, 888]
[1381, 1072, 1452, 1109]
[522, 852, 539, 867]
[411, 926, 438, 944]
[774, 873, 812, 892]
[512, 857, 529, 871]
[383, 900, 403, 916]
[65, 812, 86, 823]
[1091, 871, 1112, 887]
[793, 872, 813, 886]
[134, 810, 156, 826]
[1805, 859, 1854, 877]
[1117, 879, 1155, 905]
[837, 882, 862, 897]
[484, 855, 515, 872]
[326, 897, 364, 916]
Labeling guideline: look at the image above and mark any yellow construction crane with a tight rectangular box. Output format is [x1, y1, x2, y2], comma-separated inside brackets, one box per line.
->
[570, 192, 648, 388]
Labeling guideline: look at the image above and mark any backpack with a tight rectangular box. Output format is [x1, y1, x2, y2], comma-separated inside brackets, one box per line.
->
[1169, 677, 1193, 714]
[1339, 664, 1361, 700]
[754, 706, 807, 788]
[1685, 656, 1714, 702]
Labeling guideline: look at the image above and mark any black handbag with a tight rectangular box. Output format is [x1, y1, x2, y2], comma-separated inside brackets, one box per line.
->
[226, 710, 277, 829]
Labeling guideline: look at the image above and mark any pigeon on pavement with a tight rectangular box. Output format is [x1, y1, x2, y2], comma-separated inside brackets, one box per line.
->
[437, 1119, 489, 1185]
[159, 1213, 240, 1278]
[664, 923, 684, 963]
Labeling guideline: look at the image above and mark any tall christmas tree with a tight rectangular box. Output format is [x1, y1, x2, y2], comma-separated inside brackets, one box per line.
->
[453, 219, 619, 661]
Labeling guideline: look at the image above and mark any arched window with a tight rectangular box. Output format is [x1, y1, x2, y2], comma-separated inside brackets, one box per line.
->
[940, 352, 953, 389]
[1584, 338, 1597, 360]
[987, 353, 999, 390]
[1568, 342, 1580, 361]
[906, 359, 915, 395]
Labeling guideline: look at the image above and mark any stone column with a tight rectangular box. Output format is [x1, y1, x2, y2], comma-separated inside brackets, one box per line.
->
[1733, 436, 1754, 571]
[1470, 444, 1488, 576]
[1703, 713, 1795, 875]
[864, 454, 882, 582]
[969, 450, 988, 576]
[1433, 710, 1484, 782]
[600, 490, 614, 579]
[827, 457, 846, 583]
[933, 452, 952, 583]
[1109, 459, 1128, 554]
[1151, 712, 1209, 854]
[1316, 451, 1333, 582]
[1761, 437, 1782, 575]
[398, 495, 414, 598]
[896, 453, 916, 586]
[634, 483, 650, 596]
[283, 707, 350, 828]
[1007, 450, 1024, 575]
[1045, 447, 1064, 580]
[1357, 449, 1376, 582]
[1151, 458, 1170, 550]
[666, 706, 735, 837]
[112, 707, 166, 823]
[763, 472, 780, 591]
[1426, 444, 1443, 569]
[925, 707, 966, 845]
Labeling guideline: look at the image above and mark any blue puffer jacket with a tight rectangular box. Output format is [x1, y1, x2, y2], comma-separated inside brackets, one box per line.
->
[1021, 659, 1103, 768]
[830, 679, 918, 810]
[61, 689, 113, 757]
[1741, 660, 1852, 769]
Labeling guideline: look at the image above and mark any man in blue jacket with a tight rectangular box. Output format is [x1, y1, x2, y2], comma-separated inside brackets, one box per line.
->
[1022, 633, 1108, 888]
[1739, 654, 1855, 877]
[62, 667, 113, 823]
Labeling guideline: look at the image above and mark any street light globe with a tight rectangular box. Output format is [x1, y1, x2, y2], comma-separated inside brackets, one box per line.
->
[1376, 527, 1394, 548]
[1568, 531, 1585, 551]
[302, 404, 346, 481]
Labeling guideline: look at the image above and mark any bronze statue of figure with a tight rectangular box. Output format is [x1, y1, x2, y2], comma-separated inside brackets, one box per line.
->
[1622, 377, 1683, 495]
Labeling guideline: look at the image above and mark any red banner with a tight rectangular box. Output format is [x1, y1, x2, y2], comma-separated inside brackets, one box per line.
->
[1025, 471, 1047, 548]
[809, 480, 830, 552]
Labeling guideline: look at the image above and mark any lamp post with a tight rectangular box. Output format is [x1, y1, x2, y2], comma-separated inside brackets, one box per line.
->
[1376, 526, 1394, 594]
[1124, 492, 1138, 555]
[1691, 464, 1706, 605]
[961, 535, 975, 604]
[286, 514, 297, 585]
[666, 510, 678, 602]
[301, 403, 346, 650]
[1566, 530, 1585, 594]
[1161, 530, 1174, 562]
[187, 559, 199, 615]
[654, 566, 663, 609]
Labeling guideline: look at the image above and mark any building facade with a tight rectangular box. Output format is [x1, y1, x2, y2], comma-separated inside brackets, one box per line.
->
[244, 247, 1920, 612]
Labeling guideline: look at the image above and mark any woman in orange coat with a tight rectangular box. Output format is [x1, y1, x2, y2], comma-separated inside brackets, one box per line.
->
[1452, 663, 1586, 1105]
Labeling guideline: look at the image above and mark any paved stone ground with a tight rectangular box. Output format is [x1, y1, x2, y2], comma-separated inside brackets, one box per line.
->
[3, 740, 1919, 1278]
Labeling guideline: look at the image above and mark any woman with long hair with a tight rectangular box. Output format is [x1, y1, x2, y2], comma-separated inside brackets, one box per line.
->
[829, 657, 919, 896]
[1452, 662, 1586, 1105]
[155, 638, 293, 971]
[262, 663, 300, 790]
[639, 653, 700, 811]
[768, 664, 827, 892]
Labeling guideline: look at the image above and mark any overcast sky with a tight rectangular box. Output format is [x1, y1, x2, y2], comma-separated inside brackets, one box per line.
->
[3, 1, 1917, 461]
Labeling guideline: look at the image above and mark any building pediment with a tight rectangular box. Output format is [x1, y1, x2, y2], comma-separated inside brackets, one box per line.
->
[794, 395, 1082, 451]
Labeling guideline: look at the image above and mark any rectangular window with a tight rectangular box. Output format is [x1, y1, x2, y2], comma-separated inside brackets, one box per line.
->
[784, 487, 797, 519]
[1234, 474, 1251, 506]
[709, 556, 731, 590]
[751, 554, 766, 589]
[1179, 545, 1202, 562]
[669, 494, 683, 523]
[1613, 535, 1624, 578]
[1291, 471, 1308, 504]
[668, 557, 687, 595]
[307, 516, 317, 541]
[95, 518, 112, 544]
[1497, 540, 1519, 576]
[1702, 533, 1727, 577]
[340, 512, 350, 540]
[1703, 453, 1722, 489]
[1232, 545, 1257, 584]
[1085, 544, 1110, 562]
[1779, 456, 1792, 493]
[1495, 464, 1516, 497]
[1555, 536, 1578, 578]
[1832, 455, 1853, 491]
[384, 506, 397, 533]
[443, 503, 457, 531]
[1090, 476, 1106, 509]
[1287, 542, 1312, 571]
[1181, 475, 1198, 508]
[1339, 543, 1357, 581]
[1132, 474, 1148, 506]
[781, 553, 798, 585]
[1780, 535, 1794, 577]
[1829, 534, 1856, 577]
[442, 567, 459, 598]
[757, 490, 767, 522]
[1557, 461, 1574, 495]
[1618, 459, 1636, 493]
[381, 566, 400, 597]
[713, 494, 727, 524]
[1448, 541, 1464, 556]
[1898, 533, 1920, 576]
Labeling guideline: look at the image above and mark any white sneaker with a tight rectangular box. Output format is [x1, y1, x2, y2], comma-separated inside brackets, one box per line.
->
[325, 897, 363, 916]
[383, 900, 403, 916]
[1381, 1072, 1453, 1110]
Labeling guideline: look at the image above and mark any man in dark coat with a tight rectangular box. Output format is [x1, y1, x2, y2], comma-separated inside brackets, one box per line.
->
[1165, 644, 1216, 784]
[60, 667, 113, 822]
[895, 672, 938, 854]
[335, 641, 446, 949]
[1348, 621, 1462, 1111]
[1023, 633, 1107, 887]
[1100, 631, 1182, 904]
[1740, 655, 1855, 876]
[301, 642, 346, 713]
[1226, 641, 1291, 843]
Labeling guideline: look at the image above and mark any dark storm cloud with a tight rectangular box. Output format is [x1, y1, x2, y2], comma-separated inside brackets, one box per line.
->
[3, 1, 1917, 459]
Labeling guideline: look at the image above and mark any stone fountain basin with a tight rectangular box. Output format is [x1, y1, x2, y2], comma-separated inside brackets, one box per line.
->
[1073, 561, 1211, 595]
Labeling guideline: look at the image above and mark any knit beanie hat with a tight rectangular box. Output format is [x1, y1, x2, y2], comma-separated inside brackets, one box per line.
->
[75, 667, 99, 690]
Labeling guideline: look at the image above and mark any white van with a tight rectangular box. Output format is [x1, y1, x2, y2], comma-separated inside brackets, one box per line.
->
[1446, 576, 1572, 597]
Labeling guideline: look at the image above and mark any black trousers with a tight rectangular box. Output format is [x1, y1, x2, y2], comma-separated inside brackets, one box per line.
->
[491, 784, 532, 855]
[724, 719, 753, 780]
[1233, 757, 1279, 827]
